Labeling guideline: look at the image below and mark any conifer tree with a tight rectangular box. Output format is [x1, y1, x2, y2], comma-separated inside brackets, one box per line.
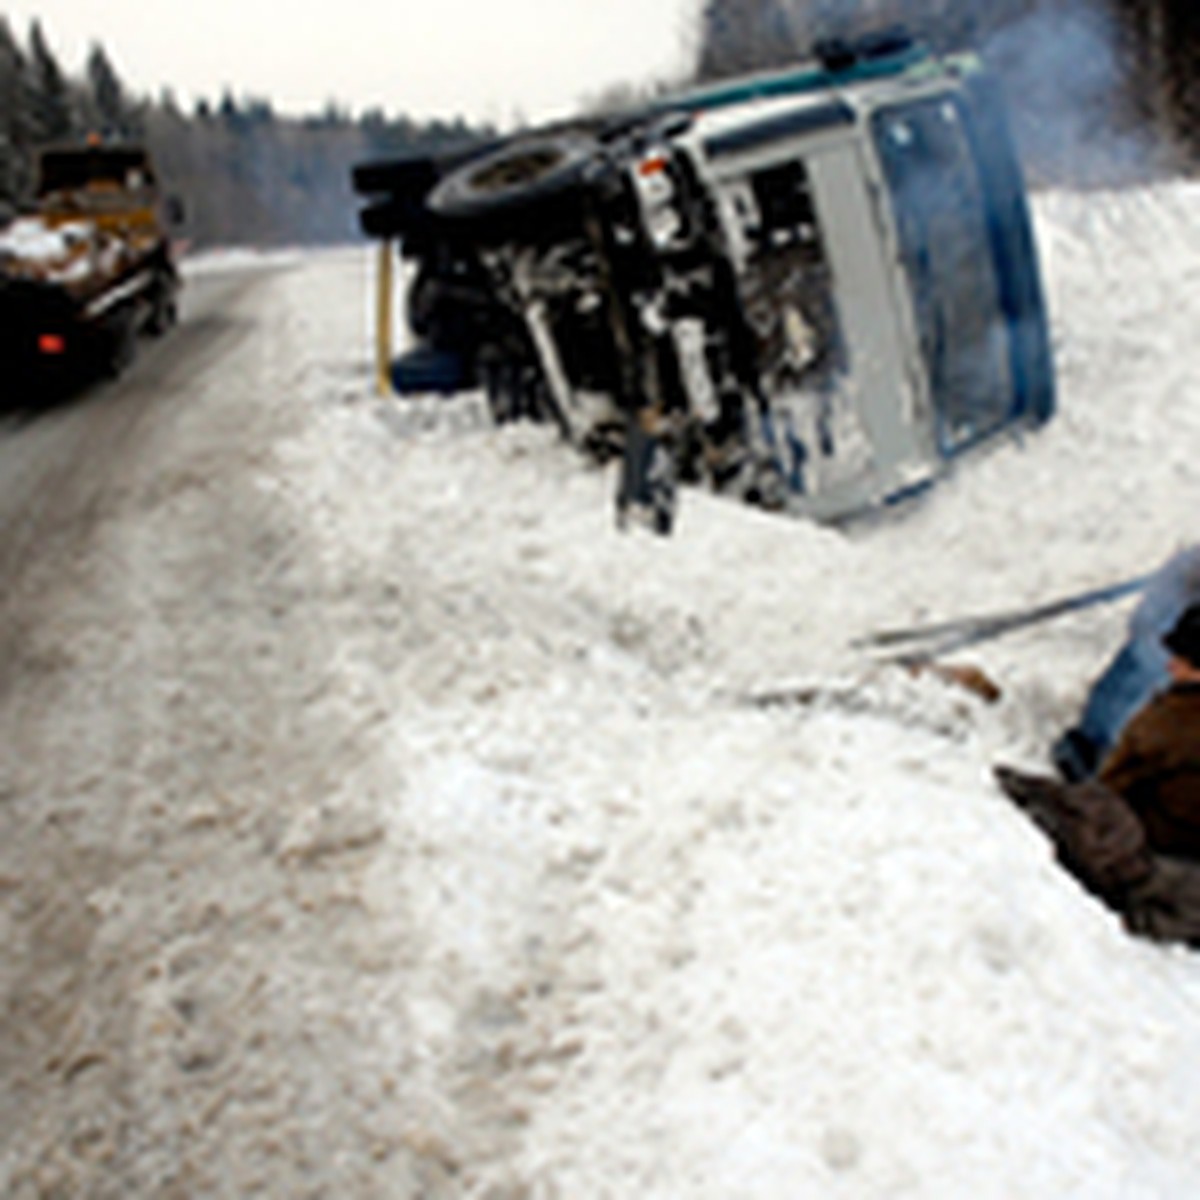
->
[25, 20, 75, 145]
[0, 17, 31, 209]
[86, 42, 134, 138]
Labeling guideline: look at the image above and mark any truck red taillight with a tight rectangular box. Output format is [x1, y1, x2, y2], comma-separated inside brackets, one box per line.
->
[37, 333, 66, 355]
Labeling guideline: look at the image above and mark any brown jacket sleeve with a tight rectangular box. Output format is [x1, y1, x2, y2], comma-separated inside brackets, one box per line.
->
[1098, 706, 1161, 802]
[1098, 686, 1200, 858]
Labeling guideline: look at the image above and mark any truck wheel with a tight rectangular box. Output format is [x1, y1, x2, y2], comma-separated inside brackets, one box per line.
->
[428, 132, 599, 222]
[146, 295, 177, 336]
[482, 359, 550, 425]
[104, 312, 138, 377]
[146, 275, 178, 336]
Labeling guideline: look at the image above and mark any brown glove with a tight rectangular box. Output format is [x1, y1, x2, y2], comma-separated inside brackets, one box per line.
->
[995, 767, 1154, 895]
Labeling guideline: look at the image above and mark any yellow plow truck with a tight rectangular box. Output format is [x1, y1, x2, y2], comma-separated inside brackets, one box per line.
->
[0, 141, 181, 397]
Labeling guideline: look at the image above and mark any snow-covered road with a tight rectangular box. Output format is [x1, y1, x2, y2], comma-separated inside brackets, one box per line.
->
[2, 184, 1200, 1197]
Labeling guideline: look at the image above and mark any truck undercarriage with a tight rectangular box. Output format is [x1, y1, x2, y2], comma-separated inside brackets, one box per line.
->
[354, 34, 1054, 533]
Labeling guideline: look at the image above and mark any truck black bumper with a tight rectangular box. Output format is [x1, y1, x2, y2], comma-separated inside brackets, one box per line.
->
[0, 280, 109, 401]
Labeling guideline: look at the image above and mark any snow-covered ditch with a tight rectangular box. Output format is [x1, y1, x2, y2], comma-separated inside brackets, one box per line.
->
[3, 183, 1200, 1197]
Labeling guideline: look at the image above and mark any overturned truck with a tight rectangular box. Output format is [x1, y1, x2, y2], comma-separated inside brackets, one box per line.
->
[0, 142, 181, 397]
[353, 33, 1054, 532]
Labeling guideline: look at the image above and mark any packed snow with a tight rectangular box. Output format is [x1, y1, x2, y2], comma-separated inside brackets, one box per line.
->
[2, 181, 1200, 1197]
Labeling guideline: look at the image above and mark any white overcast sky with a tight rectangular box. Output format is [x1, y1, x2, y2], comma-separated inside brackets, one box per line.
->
[5, 0, 699, 124]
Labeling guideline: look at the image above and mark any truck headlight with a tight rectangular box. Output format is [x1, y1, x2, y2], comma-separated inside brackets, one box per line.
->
[634, 153, 683, 250]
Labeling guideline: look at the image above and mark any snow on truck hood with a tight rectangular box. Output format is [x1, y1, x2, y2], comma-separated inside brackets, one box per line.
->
[0, 215, 92, 262]
[0, 215, 132, 288]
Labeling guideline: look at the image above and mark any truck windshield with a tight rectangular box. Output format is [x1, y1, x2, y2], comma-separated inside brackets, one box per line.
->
[37, 149, 156, 197]
[872, 97, 1012, 453]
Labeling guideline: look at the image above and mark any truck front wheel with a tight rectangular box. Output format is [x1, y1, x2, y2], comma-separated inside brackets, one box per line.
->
[146, 274, 179, 336]
[428, 132, 599, 224]
[103, 310, 138, 377]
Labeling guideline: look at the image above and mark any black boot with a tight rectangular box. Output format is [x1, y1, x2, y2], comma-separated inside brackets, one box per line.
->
[1052, 727, 1100, 783]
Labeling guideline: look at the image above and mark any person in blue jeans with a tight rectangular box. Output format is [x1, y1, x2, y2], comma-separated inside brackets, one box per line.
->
[1055, 545, 1200, 781]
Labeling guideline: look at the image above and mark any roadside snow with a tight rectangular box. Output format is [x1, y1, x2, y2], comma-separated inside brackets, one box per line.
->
[3, 180, 1200, 1197]
[181, 246, 307, 277]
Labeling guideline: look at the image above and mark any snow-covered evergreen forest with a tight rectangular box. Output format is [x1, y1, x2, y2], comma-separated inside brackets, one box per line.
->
[0, 2, 1195, 250]
[0, 17, 489, 246]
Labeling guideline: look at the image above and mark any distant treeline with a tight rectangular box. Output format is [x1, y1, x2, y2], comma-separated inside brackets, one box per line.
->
[0, 17, 492, 246]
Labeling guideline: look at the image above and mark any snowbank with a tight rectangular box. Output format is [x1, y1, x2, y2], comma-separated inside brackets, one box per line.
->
[181, 246, 307, 277]
[3, 179, 1200, 1197]
[265, 179, 1200, 1195]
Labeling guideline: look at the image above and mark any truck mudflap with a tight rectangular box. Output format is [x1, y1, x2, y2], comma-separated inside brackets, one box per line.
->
[0, 277, 129, 397]
[1, 280, 82, 391]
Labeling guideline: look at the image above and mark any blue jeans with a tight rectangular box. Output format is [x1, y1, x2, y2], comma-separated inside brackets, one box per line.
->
[1076, 637, 1169, 761]
[1059, 546, 1200, 775]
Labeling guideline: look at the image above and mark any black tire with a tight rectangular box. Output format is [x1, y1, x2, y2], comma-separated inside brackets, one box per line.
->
[427, 132, 599, 223]
[103, 310, 138, 377]
[482, 359, 552, 425]
[359, 196, 432, 240]
[145, 279, 178, 337]
[352, 155, 439, 199]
